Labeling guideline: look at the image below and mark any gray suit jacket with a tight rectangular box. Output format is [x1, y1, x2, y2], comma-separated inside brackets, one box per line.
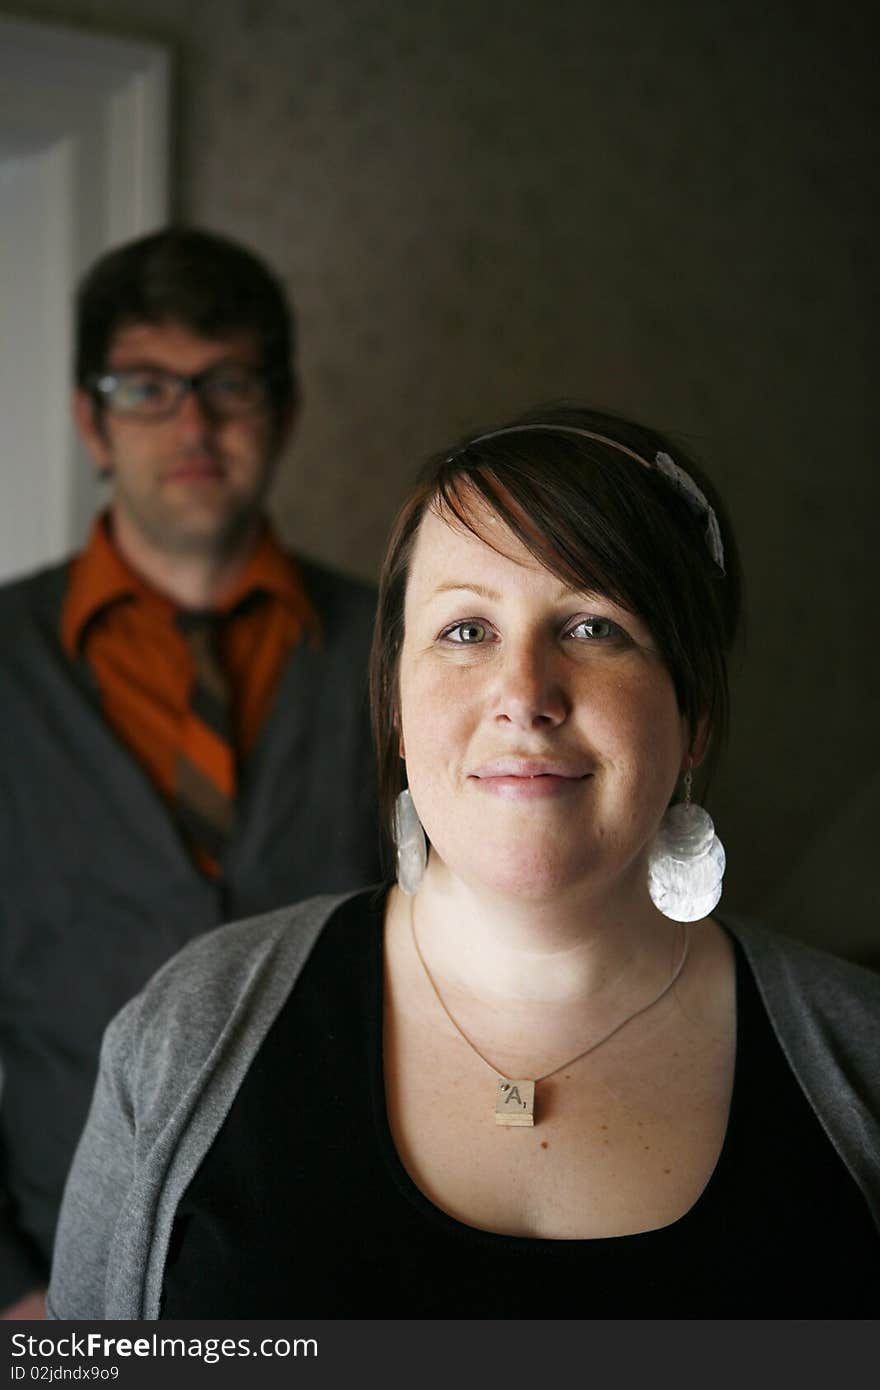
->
[47, 894, 880, 1320]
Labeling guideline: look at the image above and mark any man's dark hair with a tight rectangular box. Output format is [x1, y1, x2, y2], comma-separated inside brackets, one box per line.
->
[75, 226, 296, 416]
[370, 404, 743, 862]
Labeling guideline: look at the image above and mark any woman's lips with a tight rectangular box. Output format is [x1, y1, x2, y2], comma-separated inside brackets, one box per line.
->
[469, 760, 592, 800]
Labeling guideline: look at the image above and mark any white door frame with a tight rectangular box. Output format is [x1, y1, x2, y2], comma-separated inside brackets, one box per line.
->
[0, 15, 170, 581]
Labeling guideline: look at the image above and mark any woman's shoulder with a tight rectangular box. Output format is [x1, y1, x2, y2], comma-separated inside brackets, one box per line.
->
[145, 891, 354, 1002]
[105, 891, 365, 1103]
[720, 915, 880, 1219]
[148, 892, 352, 998]
[721, 915, 880, 1008]
[720, 914, 880, 1093]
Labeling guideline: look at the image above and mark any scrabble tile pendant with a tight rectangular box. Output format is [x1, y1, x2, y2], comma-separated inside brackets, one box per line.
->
[495, 1078, 535, 1126]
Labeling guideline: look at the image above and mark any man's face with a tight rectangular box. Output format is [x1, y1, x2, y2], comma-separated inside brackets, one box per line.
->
[74, 320, 292, 561]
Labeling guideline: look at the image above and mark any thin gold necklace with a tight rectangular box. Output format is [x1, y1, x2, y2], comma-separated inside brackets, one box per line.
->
[409, 896, 689, 1127]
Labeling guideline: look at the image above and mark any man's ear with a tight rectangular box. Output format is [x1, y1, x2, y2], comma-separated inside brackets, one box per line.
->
[72, 391, 113, 476]
[273, 390, 300, 456]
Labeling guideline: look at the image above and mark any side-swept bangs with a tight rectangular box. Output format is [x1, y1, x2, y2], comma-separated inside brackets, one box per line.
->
[370, 407, 742, 859]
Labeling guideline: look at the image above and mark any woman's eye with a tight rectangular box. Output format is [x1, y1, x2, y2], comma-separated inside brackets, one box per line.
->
[566, 617, 622, 642]
[443, 621, 489, 644]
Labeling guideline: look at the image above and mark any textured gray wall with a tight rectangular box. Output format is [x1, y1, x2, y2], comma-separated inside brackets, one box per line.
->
[4, 0, 877, 958]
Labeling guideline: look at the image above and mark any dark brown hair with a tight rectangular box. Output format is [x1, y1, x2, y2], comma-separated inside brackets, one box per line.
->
[75, 226, 296, 421]
[369, 404, 742, 858]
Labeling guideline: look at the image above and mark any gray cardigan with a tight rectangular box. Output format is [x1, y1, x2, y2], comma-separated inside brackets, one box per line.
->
[46, 894, 880, 1320]
[0, 557, 380, 1301]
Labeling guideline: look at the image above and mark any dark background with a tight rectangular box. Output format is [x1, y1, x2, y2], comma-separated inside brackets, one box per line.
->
[2, 0, 877, 961]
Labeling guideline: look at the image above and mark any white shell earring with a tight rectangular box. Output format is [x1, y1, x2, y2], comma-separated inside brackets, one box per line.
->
[648, 768, 726, 922]
[393, 788, 427, 895]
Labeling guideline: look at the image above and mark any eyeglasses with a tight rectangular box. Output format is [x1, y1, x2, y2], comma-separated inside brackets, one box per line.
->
[90, 364, 276, 420]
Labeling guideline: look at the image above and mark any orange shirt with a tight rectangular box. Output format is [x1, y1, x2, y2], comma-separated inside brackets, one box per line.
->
[61, 514, 319, 810]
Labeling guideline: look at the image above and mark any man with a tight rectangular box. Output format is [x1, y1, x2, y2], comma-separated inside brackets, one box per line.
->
[0, 228, 381, 1315]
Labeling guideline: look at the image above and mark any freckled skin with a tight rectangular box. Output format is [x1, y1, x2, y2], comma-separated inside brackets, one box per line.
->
[383, 496, 737, 1242]
[398, 505, 691, 905]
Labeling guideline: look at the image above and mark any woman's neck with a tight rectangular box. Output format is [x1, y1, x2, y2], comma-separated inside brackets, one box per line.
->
[399, 854, 681, 1012]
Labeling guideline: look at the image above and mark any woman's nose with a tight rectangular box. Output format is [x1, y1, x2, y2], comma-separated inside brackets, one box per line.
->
[491, 641, 569, 730]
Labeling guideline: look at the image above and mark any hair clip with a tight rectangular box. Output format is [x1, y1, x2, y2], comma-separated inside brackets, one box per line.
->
[653, 452, 725, 573]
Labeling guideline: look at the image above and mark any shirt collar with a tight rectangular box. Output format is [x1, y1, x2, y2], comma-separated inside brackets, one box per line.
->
[61, 512, 317, 657]
[61, 514, 157, 657]
[216, 520, 315, 627]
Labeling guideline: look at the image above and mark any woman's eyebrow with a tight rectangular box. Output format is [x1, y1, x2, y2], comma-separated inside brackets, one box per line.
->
[429, 581, 618, 606]
[430, 582, 503, 601]
[554, 584, 608, 603]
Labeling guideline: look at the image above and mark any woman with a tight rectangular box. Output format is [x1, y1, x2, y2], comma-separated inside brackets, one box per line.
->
[48, 406, 880, 1318]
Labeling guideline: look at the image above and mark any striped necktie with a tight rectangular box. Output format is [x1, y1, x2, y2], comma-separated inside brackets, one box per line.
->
[175, 610, 235, 877]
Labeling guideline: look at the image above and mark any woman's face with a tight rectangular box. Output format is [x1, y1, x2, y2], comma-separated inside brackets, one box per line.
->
[398, 499, 692, 902]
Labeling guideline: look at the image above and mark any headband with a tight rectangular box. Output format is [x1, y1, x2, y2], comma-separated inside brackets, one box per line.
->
[459, 423, 726, 574]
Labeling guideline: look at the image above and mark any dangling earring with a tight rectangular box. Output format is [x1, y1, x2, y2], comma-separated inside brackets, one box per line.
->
[393, 788, 427, 895]
[648, 768, 726, 922]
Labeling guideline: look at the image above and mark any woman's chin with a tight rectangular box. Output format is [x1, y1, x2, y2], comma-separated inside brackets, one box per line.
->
[433, 841, 605, 903]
